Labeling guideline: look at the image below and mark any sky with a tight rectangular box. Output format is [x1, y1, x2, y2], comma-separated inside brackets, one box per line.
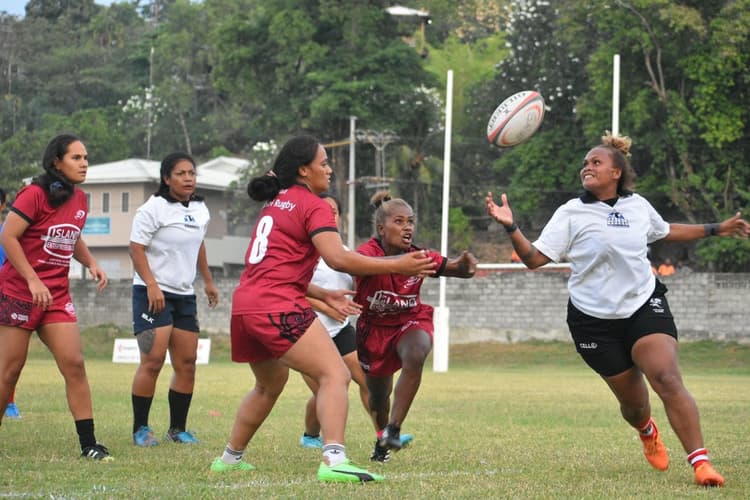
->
[2, 0, 117, 17]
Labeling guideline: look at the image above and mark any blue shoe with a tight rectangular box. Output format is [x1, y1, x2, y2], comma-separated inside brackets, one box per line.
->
[133, 425, 159, 446]
[300, 433, 323, 448]
[4, 402, 21, 419]
[400, 433, 413, 447]
[165, 429, 199, 444]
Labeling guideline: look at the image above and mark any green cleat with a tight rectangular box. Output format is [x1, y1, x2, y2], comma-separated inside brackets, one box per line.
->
[210, 457, 256, 472]
[317, 459, 385, 483]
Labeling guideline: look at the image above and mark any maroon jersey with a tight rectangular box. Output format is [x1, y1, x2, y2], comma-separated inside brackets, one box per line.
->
[0, 184, 88, 303]
[232, 185, 337, 315]
[354, 238, 447, 326]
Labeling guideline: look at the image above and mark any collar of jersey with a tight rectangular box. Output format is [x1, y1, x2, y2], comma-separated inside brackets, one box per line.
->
[579, 190, 633, 207]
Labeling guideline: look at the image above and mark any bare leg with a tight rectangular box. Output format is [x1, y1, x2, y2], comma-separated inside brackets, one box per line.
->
[0, 325, 30, 423]
[632, 334, 705, 453]
[38, 322, 92, 420]
[389, 329, 431, 427]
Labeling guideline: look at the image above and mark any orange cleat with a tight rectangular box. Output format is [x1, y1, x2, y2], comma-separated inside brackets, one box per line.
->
[640, 427, 669, 471]
[694, 462, 724, 487]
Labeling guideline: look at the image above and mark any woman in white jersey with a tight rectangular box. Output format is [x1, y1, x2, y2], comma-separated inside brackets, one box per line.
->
[128, 152, 218, 447]
[486, 133, 749, 488]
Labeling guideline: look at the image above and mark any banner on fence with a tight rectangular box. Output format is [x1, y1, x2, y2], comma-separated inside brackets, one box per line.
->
[112, 338, 211, 364]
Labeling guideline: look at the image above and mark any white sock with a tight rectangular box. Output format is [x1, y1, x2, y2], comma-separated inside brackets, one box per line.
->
[220, 445, 244, 464]
[322, 443, 347, 466]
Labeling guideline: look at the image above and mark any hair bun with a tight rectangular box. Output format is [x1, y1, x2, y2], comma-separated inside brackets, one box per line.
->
[370, 190, 391, 208]
[601, 131, 632, 157]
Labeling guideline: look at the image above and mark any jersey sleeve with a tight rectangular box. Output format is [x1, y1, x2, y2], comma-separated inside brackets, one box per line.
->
[129, 198, 160, 246]
[305, 196, 337, 238]
[532, 204, 572, 263]
[644, 197, 670, 243]
[9, 185, 45, 224]
[426, 249, 448, 277]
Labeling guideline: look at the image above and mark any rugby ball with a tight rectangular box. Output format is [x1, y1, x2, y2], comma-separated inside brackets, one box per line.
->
[487, 90, 545, 147]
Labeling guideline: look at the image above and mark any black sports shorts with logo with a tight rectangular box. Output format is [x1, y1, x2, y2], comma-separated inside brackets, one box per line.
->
[566, 280, 678, 377]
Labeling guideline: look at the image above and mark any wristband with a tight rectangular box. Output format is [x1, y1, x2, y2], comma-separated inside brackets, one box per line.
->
[703, 223, 720, 237]
[504, 222, 518, 233]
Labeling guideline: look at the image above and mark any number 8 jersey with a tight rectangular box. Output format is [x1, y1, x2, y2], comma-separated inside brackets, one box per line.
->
[232, 185, 337, 315]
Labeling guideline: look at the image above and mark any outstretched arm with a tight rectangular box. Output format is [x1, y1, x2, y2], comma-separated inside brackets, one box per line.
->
[486, 191, 551, 269]
[665, 212, 750, 242]
[442, 251, 478, 278]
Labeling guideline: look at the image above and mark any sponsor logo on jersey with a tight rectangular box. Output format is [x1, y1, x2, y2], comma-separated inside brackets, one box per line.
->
[607, 211, 630, 228]
[263, 199, 297, 212]
[578, 342, 598, 349]
[404, 276, 423, 288]
[74, 210, 86, 220]
[367, 290, 418, 314]
[41, 223, 80, 258]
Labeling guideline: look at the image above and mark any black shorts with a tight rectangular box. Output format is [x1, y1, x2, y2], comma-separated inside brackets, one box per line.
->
[132, 285, 199, 334]
[332, 323, 356, 356]
[566, 281, 677, 377]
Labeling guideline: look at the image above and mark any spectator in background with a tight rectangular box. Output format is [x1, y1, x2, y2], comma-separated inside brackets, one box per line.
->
[658, 258, 675, 277]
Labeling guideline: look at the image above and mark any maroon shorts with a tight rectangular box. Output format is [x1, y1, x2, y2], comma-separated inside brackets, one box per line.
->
[0, 290, 77, 331]
[230, 306, 317, 363]
[356, 307, 434, 377]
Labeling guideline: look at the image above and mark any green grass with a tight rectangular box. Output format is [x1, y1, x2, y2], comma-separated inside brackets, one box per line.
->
[2, 327, 749, 499]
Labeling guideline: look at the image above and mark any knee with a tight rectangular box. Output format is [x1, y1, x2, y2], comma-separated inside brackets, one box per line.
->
[173, 357, 197, 378]
[650, 369, 684, 396]
[401, 345, 430, 369]
[255, 373, 288, 400]
[60, 355, 87, 379]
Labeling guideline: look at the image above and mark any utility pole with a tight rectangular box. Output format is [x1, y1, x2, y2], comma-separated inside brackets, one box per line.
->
[355, 129, 399, 189]
[347, 116, 356, 249]
[146, 46, 154, 159]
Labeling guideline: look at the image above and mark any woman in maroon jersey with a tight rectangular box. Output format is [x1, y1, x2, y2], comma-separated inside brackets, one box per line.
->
[0, 134, 112, 460]
[355, 191, 478, 463]
[209, 134, 435, 483]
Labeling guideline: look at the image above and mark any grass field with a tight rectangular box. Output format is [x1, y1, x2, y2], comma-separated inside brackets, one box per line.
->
[1, 327, 748, 499]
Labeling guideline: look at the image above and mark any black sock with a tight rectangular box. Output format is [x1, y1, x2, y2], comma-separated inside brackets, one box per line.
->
[75, 418, 96, 449]
[132, 394, 154, 433]
[168, 389, 192, 432]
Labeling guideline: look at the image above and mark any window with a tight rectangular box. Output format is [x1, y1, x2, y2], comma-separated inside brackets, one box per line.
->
[102, 192, 110, 213]
[86, 193, 91, 210]
[121, 192, 130, 213]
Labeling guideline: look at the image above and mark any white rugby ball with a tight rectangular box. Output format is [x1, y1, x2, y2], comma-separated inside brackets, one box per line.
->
[486, 90, 545, 147]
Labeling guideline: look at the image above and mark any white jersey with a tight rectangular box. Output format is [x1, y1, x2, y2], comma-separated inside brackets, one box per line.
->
[309, 247, 354, 337]
[129, 194, 210, 295]
[533, 193, 669, 319]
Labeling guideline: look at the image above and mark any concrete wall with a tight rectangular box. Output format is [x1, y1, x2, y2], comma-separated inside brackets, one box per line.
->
[70, 268, 750, 344]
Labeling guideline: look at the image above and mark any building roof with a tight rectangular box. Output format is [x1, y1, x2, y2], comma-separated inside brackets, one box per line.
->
[82, 157, 246, 191]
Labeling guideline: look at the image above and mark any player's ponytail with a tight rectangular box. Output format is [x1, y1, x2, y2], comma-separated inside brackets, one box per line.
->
[248, 135, 320, 202]
[601, 131, 636, 195]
